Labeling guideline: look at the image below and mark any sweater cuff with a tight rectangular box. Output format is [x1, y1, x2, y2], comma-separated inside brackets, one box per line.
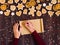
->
[31, 31, 37, 36]
[13, 38, 19, 45]
[14, 38, 19, 41]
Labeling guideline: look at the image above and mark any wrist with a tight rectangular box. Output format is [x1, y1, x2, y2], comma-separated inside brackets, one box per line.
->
[14, 36, 19, 39]
[14, 34, 21, 39]
[30, 29, 35, 33]
[14, 37, 19, 40]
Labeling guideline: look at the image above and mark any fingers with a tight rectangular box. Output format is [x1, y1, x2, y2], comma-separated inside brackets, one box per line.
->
[24, 21, 33, 28]
[24, 21, 35, 33]
[13, 22, 22, 32]
[13, 23, 19, 32]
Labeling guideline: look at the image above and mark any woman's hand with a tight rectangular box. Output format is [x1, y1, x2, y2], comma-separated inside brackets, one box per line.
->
[24, 21, 35, 33]
[13, 23, 22, 39]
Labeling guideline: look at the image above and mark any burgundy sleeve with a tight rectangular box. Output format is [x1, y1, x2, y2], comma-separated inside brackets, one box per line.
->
[31, 31, 46, 45]
[13, 38, 19, 45]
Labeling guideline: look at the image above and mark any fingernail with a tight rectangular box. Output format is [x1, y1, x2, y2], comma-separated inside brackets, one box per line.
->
[27, 22, 29, 24]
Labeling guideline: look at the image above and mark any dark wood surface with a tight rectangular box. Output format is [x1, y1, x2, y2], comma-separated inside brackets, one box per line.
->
[0, 13, 60, 45]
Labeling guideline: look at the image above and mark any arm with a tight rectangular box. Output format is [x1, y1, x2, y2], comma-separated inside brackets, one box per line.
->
[13, 23, 21, 45]
[31, 31, 46, 45]
[25, 21, 46, 45]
